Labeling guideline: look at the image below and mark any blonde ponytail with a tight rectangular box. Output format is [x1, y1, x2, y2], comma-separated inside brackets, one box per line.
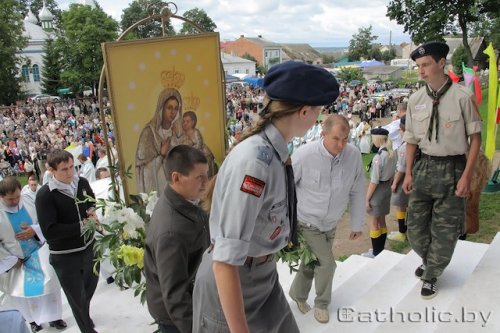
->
[385, 136, 394, 158]
[234, 94, 303, 147]
[372, 135, 394, 157]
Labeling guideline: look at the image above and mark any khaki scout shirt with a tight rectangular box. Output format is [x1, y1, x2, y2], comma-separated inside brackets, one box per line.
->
[210, 124, 290, 266]
[403, 83, 482, 156]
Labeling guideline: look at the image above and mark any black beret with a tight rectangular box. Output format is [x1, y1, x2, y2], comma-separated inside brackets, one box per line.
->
[371, 127, 389, 136]
[263, 61, 339, 106]
[400, 115, 406, 126]
[410, 41, 449, 61]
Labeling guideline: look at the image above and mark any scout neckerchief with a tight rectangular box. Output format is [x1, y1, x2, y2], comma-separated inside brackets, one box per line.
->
[260, 130, 299, 247]
[425, 77, 452, 143]
[285, 158, 298, 246]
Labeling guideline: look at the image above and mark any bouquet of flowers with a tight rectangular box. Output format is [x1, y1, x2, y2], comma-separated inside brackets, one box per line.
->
[276, 231, 319, 274]
[83, 191, 158, 303]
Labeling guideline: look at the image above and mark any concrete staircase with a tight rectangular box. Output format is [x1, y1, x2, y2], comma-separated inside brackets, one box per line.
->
[2, 233, 498, 332]
[282, 233, 500, 333]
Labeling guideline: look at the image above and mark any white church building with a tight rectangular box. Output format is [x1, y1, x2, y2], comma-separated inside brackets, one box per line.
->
[20, 3, 55, 95]
[19, 1, 96, 95]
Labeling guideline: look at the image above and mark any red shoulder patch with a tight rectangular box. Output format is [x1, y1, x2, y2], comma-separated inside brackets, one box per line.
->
[240, 175, 265, 198]
[270, 226, 282, 240]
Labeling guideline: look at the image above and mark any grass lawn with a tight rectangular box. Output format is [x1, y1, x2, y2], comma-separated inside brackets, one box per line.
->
[362, 152, 375, 174]
[468, 192, 500, 244]
[17, 174, 28, 187]
[388, 192, 500, 254]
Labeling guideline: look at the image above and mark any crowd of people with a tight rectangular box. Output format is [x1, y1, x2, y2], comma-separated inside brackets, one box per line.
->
[0, 40, 489, 333]
[0, 97, 117, 183]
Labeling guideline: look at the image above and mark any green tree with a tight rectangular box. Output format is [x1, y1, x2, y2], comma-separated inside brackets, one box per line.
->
[451, 45, 467, 76]
[337, 67, 363, 83]
[368, 45, 382, 61]
[59, 4, 118, 96]
[41, 38, 62, 95]
[387, 0, 498, 66]
[348, 26, 378, 61]
[469, 12, 500, 50]
[256, 65, 266, 75]
[0, 0, 28, 105]
[381, 48, 397, 62]
[179, 8, 217, 34]
[121, 0, 175, 39]
[321, 54, 337, 65]
[241, 52, 258, 64]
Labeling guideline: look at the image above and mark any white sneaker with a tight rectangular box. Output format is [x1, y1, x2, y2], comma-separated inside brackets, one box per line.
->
[361, 249, 375, 258]
[388, 231, 407, 242]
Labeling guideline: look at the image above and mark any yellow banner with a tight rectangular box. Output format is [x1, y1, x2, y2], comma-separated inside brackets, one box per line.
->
[103, 33, 225, 198]
[484, 42, 498, 160]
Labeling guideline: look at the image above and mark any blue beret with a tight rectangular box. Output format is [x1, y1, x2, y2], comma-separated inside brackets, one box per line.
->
[371, 127, 389, 136]
[410, 41, 449, 61]
[263, 61, 339, 106]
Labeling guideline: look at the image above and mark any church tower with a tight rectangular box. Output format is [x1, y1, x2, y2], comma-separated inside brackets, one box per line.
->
[39, 0, 54, 32]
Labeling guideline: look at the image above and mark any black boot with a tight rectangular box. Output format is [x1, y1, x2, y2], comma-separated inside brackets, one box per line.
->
[49, 319, 67, 330]
[30, 322, 43, 332]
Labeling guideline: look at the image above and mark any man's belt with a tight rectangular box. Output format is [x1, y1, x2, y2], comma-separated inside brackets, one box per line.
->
[244, 254, 274, 267]
[207, 242, 274, 267]
[421, 153, 465, 162]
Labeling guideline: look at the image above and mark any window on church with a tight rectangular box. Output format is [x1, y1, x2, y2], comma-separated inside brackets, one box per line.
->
[32, 65, 40, 82]
[21, 65, 30, 82]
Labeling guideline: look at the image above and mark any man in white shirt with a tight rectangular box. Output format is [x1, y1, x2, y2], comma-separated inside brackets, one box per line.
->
[289, 115, 364, 323]
[20, 175, 41, 213]
[95, 148, 109, 170]
[77, 154, 96, 183]
[383, 102, 407, 151]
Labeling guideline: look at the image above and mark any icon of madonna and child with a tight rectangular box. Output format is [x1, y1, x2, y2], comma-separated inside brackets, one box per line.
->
[135, 68, 218, 194]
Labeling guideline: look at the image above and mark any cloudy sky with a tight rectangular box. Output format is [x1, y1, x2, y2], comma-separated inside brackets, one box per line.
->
[55, 0, 410, 47]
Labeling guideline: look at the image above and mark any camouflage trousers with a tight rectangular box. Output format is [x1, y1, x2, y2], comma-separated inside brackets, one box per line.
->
[407, 156, 466, 281]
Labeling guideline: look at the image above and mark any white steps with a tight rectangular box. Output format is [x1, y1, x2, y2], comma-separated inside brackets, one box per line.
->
[434, 233, 500, 332]
[337, 250, 422, 333]
[281, 236, 496, 333]
[2, 233, 499, 332]
[374, 240, 488, 332]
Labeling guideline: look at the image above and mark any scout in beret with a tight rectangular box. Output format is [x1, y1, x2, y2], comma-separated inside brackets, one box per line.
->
[402, 39, 482, 300]
[363, 126, 396, 258]
[192, 62, 339, 333]
[410, 41, 449, 62]
[264, 61, 339, 106]
[371, 127, 389, 136]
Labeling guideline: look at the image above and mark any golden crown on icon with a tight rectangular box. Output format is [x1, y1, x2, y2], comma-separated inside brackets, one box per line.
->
[161, 67, 185, 89]
[184, 92, 201, 111]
